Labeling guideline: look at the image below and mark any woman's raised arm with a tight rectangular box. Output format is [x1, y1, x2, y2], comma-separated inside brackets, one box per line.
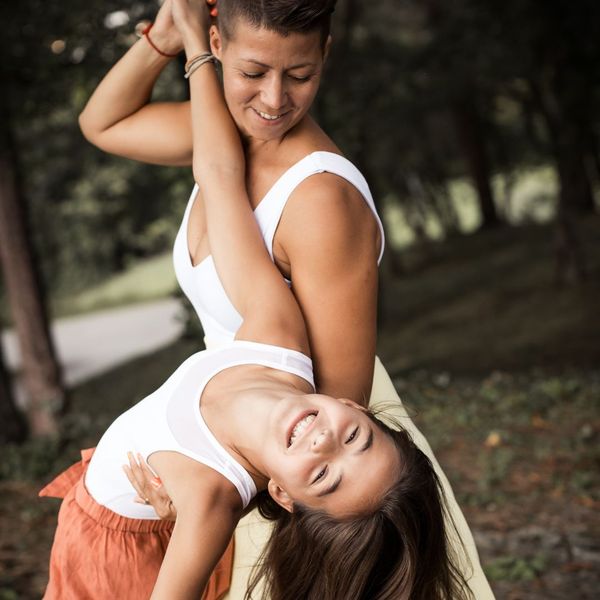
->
[174, 0, 309, 352]
[79, 0, 193, 166]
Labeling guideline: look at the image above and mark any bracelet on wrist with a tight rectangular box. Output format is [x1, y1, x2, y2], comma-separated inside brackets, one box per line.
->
[141, 22, 179, 58]
[184, 53, 217, 79]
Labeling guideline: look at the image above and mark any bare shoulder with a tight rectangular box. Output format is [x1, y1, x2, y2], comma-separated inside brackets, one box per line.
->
[278, 170, 380, 258]
[148, 451, 243, 515]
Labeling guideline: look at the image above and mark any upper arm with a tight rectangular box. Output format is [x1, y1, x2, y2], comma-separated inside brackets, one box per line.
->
[279, 174, 381, 405]
[80, 101, 193, 166]
[148, 455, 239, 600]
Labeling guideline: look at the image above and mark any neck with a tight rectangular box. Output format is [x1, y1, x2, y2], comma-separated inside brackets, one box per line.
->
[215, 372, 312, 487]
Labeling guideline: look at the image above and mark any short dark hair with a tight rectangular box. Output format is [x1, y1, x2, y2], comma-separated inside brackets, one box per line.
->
[247, 413, 474, 600]
[217, 0, 337, 48]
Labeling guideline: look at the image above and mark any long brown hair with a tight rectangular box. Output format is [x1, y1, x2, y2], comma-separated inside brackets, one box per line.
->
[246, 415, 473, 600]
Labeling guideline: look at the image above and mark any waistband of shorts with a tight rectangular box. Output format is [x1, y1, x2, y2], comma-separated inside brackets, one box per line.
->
[75, 471, 174, 533]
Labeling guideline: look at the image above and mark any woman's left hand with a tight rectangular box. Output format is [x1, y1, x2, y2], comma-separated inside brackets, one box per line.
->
[123, 452, 177, 521]
[170, 0, 215, 54]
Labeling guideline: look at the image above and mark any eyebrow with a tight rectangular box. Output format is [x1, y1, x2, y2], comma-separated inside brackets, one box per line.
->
[317, 427, 374, 497]
[241, 59, 317, 70]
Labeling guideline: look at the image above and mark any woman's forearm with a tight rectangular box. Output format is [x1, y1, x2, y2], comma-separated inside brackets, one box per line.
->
[78, 37, 173, 142]
[78, 1, 194, 165]
[187, 54, 245, 184]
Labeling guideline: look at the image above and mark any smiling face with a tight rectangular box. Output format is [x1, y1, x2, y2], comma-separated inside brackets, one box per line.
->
[263, 394, 401, 518]
[210, 20, 328, 142]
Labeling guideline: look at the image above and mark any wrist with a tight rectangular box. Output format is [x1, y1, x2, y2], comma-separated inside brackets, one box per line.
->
[140, 22, 181, 58]
[180, 27, 210, 57]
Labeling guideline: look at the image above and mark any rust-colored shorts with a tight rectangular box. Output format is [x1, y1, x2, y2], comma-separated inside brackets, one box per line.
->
[40, 448, 233, 600]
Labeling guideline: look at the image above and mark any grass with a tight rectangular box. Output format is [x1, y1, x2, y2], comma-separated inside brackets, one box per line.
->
[378, 215, 600, 374]
[51, 252, 177, 318]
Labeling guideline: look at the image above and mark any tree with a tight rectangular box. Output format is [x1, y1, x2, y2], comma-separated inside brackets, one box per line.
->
[0, 89, 66, 438]
[0, 336, 27, 443]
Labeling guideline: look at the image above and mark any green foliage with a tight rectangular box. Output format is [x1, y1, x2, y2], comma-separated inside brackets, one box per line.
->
[0, 438, 65, 481]
[4, 1, 194, 299]
[484, 554, 548, 582]
[2, 0, 599, 303]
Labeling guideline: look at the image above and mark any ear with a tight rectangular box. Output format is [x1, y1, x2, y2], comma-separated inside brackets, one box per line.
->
[209, 25, 224, 60]
[323, 35, 333, 62]
[267, 479, 294, 513]
[338, 398, 369, 412]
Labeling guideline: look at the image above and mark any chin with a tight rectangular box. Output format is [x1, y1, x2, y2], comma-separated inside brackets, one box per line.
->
[240, 111, 302, 143]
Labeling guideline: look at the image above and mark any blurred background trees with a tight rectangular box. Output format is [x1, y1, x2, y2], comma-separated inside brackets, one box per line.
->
[1, 0, 599, 440]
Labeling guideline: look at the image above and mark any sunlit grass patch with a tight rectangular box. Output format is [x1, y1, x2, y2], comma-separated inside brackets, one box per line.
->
[52, 252, 177, 317]
[383, 165, 559, 249]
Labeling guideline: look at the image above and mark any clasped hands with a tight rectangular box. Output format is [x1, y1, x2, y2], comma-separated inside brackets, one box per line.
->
[150, 0, 218, 56]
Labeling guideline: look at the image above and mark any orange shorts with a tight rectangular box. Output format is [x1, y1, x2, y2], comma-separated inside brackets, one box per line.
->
[40, 448, 233, 600]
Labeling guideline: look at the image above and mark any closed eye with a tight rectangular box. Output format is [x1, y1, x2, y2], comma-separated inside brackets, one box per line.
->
[345, 427, 359, 444]
[242, 72, 265, 79]
[312, 466, 327, 484]
[289, 74, 313, 82]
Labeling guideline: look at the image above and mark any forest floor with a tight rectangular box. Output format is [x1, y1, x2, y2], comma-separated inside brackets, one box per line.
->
[1, 217, 599, 599]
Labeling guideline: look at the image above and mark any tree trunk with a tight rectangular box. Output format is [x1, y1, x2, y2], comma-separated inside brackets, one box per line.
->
[452, 98, 500, 229]
[0, 336, 27, 443]
[526, 75, 593, 284]
[527, 66, 596, 216]
[0, 107, 65, 438]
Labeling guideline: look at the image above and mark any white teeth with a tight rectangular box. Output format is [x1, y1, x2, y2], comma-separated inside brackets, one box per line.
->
[257, 110, 281, 120]
[289, 413, 316, 447]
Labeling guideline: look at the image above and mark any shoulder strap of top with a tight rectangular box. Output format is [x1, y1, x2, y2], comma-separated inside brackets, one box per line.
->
[254, 151, 385, 264]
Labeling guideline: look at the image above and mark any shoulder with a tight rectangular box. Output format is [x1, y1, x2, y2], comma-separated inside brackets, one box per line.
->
[150, 451, 243, 515]
[278, 167, 380, 261]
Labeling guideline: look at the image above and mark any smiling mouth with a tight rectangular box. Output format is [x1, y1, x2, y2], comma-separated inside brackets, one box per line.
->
[253, 108, 288, 122]
[288, 411, 318, 447]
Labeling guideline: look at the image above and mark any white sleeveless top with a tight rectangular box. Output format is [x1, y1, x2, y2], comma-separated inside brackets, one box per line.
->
[85, 340, 314, 518]
[173, 151, 385, 347]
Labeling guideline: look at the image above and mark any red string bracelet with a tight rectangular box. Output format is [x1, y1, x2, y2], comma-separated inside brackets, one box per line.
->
[142, 22, 179, 58]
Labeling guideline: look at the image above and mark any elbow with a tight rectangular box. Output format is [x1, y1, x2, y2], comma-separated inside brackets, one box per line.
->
[78, 111, 95, 144]
[78, 109, 103, 146]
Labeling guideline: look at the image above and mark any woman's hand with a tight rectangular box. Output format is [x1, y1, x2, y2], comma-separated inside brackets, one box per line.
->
[171, 0, 214, 55]
[123, 452, 178, 521]
[147, 0, 184, 56]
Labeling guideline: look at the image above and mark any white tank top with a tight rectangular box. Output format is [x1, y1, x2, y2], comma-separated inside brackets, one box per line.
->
[85, 340, 314, 518]
[173, 151, 385, 347]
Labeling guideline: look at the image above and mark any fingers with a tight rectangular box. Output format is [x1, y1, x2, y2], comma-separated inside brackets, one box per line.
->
[122, 452, 153, 503]
[122, 452, 177, 520]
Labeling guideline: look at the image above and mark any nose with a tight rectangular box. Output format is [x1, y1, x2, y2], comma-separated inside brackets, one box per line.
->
[261, 74, 287, 112]
[311, 429, 336, 454]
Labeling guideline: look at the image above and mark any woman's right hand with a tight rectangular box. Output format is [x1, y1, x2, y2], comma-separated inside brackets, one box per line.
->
[148, 0, 184, 56]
